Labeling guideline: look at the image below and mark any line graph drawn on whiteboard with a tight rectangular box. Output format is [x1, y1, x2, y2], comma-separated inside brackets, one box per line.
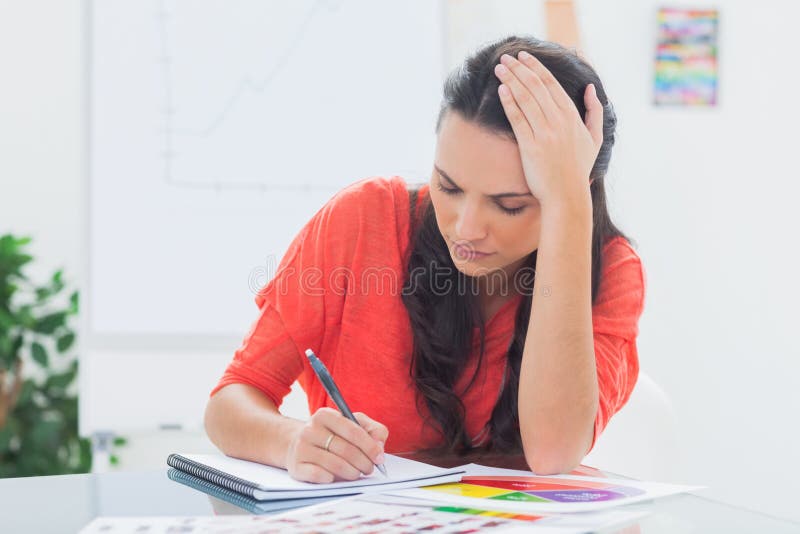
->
[90, 0, 443, 337]
[154, 0, 432, 192]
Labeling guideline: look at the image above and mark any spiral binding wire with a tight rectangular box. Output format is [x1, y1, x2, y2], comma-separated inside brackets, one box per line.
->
[167, 454, 259, 497]
[167, 468, 263, 513]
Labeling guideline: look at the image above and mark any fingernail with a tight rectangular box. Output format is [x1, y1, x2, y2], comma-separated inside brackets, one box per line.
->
[519, 51, 531, 60]
[375, 453, 386, 464]
[495, 64, 508, 76]
[378, 441, 385, 449]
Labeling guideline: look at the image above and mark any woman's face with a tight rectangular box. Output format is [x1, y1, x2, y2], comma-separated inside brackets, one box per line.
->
[429, 111, 541, 281]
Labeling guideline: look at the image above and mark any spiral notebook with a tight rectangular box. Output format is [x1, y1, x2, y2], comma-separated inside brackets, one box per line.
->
[167, 468, 335, 513]
[166, 453, 465, 501]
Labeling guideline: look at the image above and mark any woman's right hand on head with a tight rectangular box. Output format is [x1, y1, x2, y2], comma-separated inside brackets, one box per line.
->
[284, 407, 388, 483]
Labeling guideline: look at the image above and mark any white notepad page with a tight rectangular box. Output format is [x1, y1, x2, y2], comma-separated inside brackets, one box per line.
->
[176, 453, 464, 499]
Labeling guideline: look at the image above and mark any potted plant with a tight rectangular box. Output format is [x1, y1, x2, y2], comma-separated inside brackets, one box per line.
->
[0, 234, 91, 476]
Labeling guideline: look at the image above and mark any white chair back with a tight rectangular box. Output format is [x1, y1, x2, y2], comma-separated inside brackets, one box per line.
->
[583, 371, 680, 481]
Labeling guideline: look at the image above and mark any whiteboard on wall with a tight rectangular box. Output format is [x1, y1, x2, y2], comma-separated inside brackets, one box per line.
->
[82, 0, 445, 434]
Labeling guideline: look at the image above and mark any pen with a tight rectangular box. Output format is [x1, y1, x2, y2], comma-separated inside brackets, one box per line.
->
[304, 348, 388, 477]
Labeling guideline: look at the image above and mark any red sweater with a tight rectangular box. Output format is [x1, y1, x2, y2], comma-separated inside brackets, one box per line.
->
[211, 176, 645, 454]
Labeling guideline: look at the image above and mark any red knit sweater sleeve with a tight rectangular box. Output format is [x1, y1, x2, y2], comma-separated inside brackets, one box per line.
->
[589, 236, 646, 451]
[209, 180, 376, 406]
[209, 177, 405, 408]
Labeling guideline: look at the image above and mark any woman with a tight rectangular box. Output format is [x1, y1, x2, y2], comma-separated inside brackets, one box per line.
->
[204, 35, 644, 482]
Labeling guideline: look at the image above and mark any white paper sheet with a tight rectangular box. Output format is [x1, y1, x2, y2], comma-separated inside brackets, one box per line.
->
[386, 463, 703, 514]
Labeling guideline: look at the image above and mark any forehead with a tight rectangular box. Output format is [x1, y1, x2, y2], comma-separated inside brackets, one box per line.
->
[435, 112, 526, 191]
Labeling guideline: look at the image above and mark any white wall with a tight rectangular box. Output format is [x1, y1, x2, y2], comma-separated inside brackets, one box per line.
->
[2, 0, 799, 523]
[578, 0, 800, 522]
[0, 0, 84, 280]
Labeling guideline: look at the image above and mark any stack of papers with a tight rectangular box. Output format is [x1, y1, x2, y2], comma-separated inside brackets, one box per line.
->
[80, 452, 702, 533]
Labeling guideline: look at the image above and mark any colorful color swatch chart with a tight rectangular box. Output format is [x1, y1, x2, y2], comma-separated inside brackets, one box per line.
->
[78, 510, 538, 534]
[391, 463, 700, 513]
[266, 501, 543, 533]
[80, 497, 648, 534]
[654, 7, 719, 106]
[426, 475, 646, 504]
[266, 493, 648, 534]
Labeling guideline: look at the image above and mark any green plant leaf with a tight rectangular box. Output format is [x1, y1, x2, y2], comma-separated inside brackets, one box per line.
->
[113, 436, 128, 447]
[16, 305, 35, 329]
[13, 253, 33, 268]
[0, 234, 28, 251]
[46, 360, 78, 391]
[78, 437, 93, 472]
[0, 334, 23, 369]
[29, 419, 62, 450]
[49, 271, 65, 295]
[32, 312, 67, 334]
[69, 291, 79, 314]
[16, 379, 35, 406]
[0, 424, 13, 453]
[11, 334, 24, 358]
[47, 370, 76, 390]
[34, 287, 50, 302]
[0, 337, 11, 366]
[56, 333, 76, 353]
[4, 254, 34, 278]
[0, 309, 15, 330]
[0, 284, 17, 307]
[31, 342, 48, 367]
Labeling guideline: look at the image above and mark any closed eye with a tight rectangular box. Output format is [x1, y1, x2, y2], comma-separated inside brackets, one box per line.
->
[499, 205, 525, 216]
[436, 180, 526, 216]
[436, 181, 461, 196]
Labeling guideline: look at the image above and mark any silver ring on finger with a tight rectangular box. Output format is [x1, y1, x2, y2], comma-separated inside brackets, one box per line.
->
[324, 433, 335, 453]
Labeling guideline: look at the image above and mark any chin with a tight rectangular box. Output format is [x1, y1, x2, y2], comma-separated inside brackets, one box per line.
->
[451, 259, 503, 278]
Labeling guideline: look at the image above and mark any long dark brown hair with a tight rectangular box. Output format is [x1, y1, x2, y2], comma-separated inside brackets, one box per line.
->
[401, 35, 627, 453]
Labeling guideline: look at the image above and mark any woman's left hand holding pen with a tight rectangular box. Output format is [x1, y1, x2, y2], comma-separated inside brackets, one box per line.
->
[284, 407, 388, 484]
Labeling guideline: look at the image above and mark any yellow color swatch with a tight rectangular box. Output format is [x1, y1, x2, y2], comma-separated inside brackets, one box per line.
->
[424, 483, 509, 499]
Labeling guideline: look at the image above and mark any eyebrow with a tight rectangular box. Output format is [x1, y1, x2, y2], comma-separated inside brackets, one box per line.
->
[434, 165, 533, 199]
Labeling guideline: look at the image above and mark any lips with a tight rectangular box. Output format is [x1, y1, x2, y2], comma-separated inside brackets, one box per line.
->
[451, 241, 493, 261]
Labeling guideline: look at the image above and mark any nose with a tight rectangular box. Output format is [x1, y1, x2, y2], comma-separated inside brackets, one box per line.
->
[454, 200, 488, 242]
